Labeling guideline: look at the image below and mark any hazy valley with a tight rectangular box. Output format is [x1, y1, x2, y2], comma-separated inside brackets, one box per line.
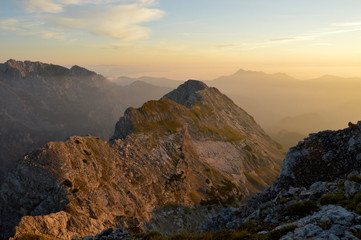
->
[117, 70, 361, 150]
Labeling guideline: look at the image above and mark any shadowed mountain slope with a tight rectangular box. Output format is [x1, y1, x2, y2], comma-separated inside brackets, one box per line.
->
[0, 60, 170, 182]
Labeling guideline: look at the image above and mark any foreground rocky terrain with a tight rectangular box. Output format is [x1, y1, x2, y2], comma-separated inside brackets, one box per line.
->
[76, 121, 361, 240]
[0, 59, 170, 182]
[0, 80, 283, 239]
[82, 122, 361, 240]
[197, 121, 361, 239]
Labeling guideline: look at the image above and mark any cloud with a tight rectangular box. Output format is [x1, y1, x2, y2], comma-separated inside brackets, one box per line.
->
[312, 43, 332, 46]
[269, 37, 298, 42]
[215, 44, 240, 48]
[333, 21, 361, 27]
[50, 3, 164, 40]
[5, 0, 164, 41]
[177, 32, 192, 36]
[0, 17, 66, 40]
[0, 18, 21, 31]
[23, 0, 63, 13]
[215, 23, 361, 51]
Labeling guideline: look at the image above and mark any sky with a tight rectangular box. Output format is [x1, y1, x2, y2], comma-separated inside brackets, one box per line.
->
[1, 0, 361, 80]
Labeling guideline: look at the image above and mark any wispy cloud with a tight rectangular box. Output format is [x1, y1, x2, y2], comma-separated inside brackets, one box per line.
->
[177, 32, 192, 36]
[312, 43, 332, 46]
[0, 17, 66, 40]
[332, 21, 361, 27]
[50, 3, 164, 40]
[215, 43, 241, 48]
[214, 23, 361, 51]
[269, 37, 297, 42]
[0, 18, 21, 31]
[23, 0, 63, 13]
[2, 0, 164, 41]
[251, 26, 361, 50]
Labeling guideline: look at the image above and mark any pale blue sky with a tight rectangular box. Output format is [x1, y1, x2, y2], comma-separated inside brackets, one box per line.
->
[1, 0, 361, 79]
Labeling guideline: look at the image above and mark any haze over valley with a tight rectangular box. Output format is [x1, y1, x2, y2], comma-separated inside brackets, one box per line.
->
[115, 69, 361, 149]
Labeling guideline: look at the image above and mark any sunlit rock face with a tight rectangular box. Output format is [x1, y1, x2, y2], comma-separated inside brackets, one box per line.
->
[0, 80, 283, 240]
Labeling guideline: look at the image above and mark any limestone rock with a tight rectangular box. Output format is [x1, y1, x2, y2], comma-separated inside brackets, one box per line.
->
[344, 180, 361, 199]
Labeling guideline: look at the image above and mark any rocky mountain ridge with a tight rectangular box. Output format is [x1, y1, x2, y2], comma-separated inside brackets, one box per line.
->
[0, 59, 170, 182]
[200, 121, 361, 239]
[0, 80, 283, 240]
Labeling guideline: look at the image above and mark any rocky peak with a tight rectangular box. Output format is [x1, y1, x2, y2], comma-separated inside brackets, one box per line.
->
[0, 80, 284, 239]
[0, 60, 99, 82]
[272, 121, 361, 191]
[112, 79, 269, 142]
[1, 59, 69, 79]
[242, 121, 361, 210]
[163, 80, 207, 108]
[70, 65, 96, 77]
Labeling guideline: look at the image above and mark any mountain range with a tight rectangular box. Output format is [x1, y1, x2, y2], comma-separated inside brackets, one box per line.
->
[117, 70, 361, 150]
[0, 60, 170, 182]
[3, 60, 361, 240]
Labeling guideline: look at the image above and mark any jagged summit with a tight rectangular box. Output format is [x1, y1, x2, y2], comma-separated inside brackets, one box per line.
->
[0, 60, 98, 80]
[1, 59, 69, 79]
[112, 79, 271, 144]
[233, 68, 264, 75]
[70, 65, 96, 76]
[163, 80, 207, 108]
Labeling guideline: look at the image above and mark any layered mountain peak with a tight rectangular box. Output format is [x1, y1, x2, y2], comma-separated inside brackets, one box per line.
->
[1, 59, 68, 79]
[0, 60, 100, 82]
[163, 80, 207, 107]
[112, 79, 277, 147]
[70, 65, 97, 76]
[112, 80, 283, 190]
[0, 80, 284, 239]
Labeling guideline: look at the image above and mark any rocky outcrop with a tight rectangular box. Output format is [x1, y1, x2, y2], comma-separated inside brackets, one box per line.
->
[163, 80, 206, 107]
[0, 59, 170, 182]
[0, 80, 283, 239]
[273, 122, 361, 190]
[202, 121, 361, 239]
[80, 228, 130, 240]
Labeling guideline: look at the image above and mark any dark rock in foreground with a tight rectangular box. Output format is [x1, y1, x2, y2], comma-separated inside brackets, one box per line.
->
[202, 121, 361, 239]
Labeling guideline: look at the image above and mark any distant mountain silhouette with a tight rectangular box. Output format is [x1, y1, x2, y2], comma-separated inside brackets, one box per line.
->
[122, 69, 361, 150]
[115, 76, 183, 88]
[0, 60, 170, 182]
